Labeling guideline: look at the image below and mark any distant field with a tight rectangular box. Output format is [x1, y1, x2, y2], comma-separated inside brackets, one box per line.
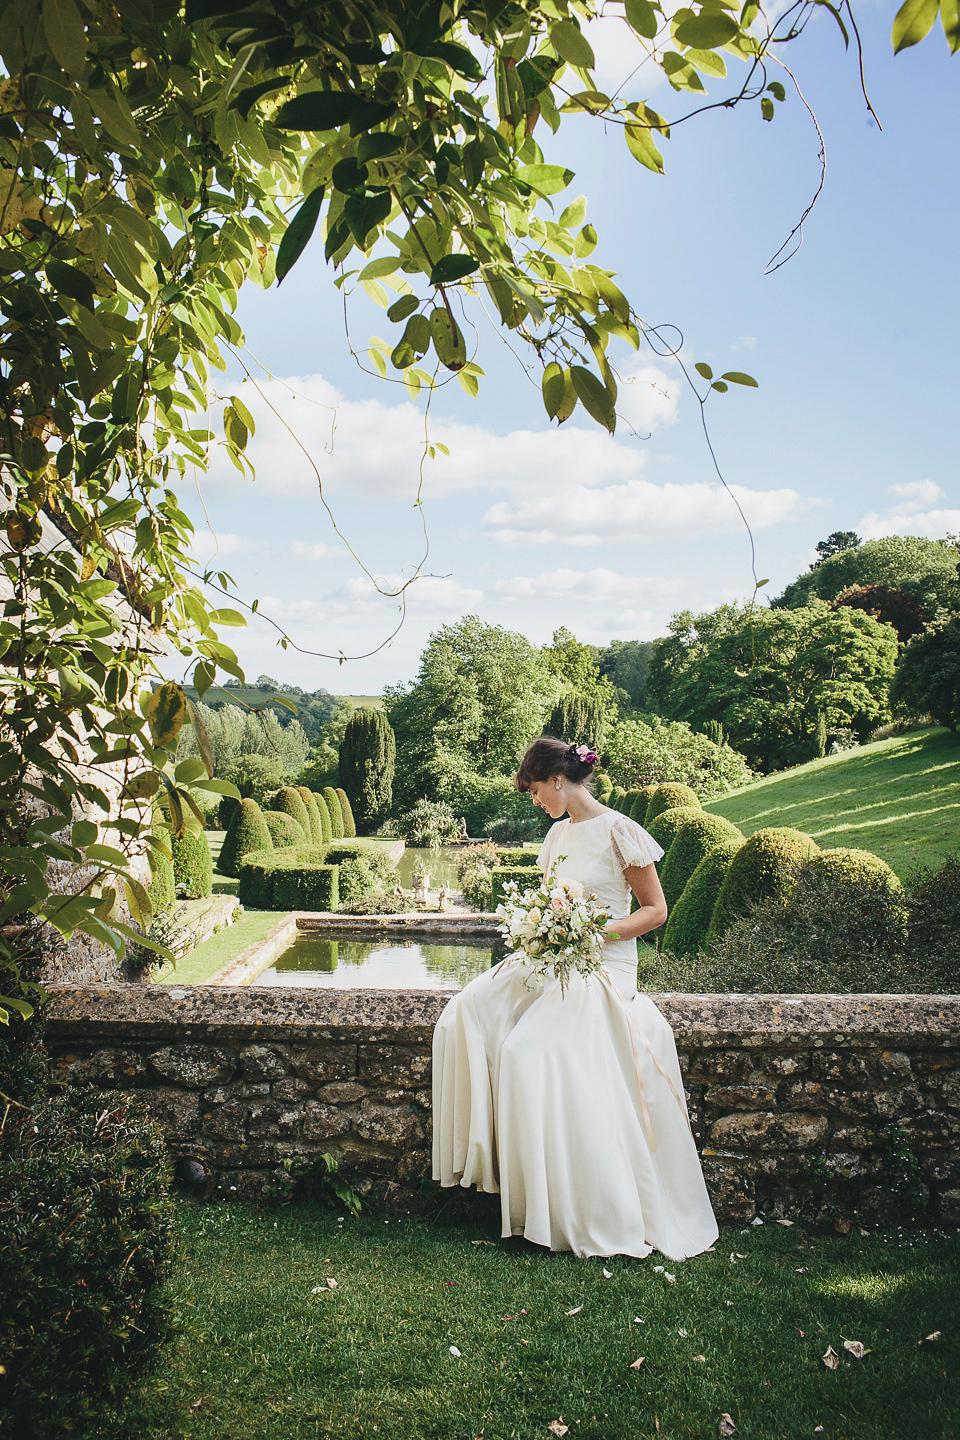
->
[337, 694, 383, 708]
[704, 726, 960, 878]
[181, 685, 382, 711]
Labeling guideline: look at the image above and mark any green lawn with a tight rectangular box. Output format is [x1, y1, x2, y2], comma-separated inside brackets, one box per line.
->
[704, 727, 960, 878]
[113, 1202, 959, 1440]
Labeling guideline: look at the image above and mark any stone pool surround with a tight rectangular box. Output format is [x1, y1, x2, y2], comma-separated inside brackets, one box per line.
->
[45, 986, 960, 1227]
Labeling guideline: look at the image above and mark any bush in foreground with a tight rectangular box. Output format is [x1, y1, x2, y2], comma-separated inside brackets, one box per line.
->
[905, 851, 960, 988]
[0, 1089, 175, 1439]
[645, 803, 703, 858]
[659, 812, 744, 910]
[146, 841, 175, 914]
[645, 782, 701, 827]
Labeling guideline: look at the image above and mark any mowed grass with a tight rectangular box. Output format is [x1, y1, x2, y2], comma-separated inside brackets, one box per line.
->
[704, 727, 960, 878]
[114, 1202, 959, 1440]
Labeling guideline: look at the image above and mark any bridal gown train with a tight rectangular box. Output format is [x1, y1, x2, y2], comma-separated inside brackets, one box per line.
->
[432, 810, 719, 1260]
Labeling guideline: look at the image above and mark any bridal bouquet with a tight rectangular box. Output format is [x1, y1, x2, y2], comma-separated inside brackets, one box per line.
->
[495, 859, 614, 996]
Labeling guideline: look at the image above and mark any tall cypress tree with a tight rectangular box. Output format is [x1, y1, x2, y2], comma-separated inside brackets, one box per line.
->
[338, 709, 396, 834]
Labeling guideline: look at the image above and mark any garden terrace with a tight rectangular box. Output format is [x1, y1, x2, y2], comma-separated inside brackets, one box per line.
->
[46, 986, 960, 1226]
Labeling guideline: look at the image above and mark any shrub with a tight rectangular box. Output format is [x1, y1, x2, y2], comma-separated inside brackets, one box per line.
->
[0, 1090, 175, 1439]
[593, 770, 614, 803]
[456, 841, 500, 910]
[263, 809, 308, 849]
[482, 787, 550, 844]
[659, 813, 744, 910]
[456, 840, 500, 879]
[342, 889, 414, 915]
[499, 849, 540, 866]
[146, 841, 175, 914]
[699, 856, 916, 993]
[905, 851, 960, 988]
[646, 783, 701, 826]
[323, 786, 345, 839]
[338, 855, 376, 905]
[273, 865, 339, 911]
[606, 715, 755, 800]
[491, 866, 540, 909]
[270, 785, 312, 835]
[808, 847, 902, 893]
[236, 852, 276, 908]
[171, 826, 213, 899]
[399, 798, 460, 847]
[336, 787, 356, 837]
[315, 790, 334, 843]
[622, 788, 646, 821]
[707, 826, 819, 947]
[661, 834, 743, 960]
[645, 804, 704, 857]
[297, 787, 326, 845]
[609, 785, 626, 811]
[218, 798, 273, 877]
[891, 618, 960, 731]
[339, 708, 396, 833]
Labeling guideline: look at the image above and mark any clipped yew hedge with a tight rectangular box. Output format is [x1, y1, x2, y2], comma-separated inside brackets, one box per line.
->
[218, 798, 272, 878]
[645, 804, 703, 859]
[323, 785, 345, 839]
[491, 866, 539, 909]
[297, 787, 326, 845]
[263, 809, 308, 850]
[659, 812, 744, 910]
[170, 827, 213, 899]
[237, 847, 335, 910]
[270, 786, 312, 836]
[645, 783, 701, 826]
[621, 789, 646, 822]
[662, 834, 743, 960]
[336, 787, 356, 838]
[707, 826, 819, 948]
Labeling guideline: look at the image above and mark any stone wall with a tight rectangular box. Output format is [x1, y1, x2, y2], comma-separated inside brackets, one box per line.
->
[45, 986, 960, 1226]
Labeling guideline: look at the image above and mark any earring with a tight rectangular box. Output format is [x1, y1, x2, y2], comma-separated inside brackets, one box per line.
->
[554, 781, 562, 791]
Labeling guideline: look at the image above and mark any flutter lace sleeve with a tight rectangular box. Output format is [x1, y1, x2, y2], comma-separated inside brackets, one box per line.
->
[609, 815, 664, 872]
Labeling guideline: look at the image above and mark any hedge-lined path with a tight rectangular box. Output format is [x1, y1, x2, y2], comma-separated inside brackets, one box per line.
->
[117, 1202, 960, 1440]
[705, 727, 960, 878]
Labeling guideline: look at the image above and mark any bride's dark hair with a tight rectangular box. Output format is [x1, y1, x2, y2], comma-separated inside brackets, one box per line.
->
[515, 737, 596, 792]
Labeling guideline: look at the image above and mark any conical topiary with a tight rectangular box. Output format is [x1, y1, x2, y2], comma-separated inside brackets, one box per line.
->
[171, 827, 213, 899]
[645, 804, 704, 858]
[336, 787, 356, 838]
[313, 789, 333, 843]
[634, 785, 659, 824]
[218, 798, 273, 878]
[323, 786, 345, 839]
[270, 786, 311, 837]
[645, 783, 701, 827]
[297, 786, 326, 845]
[609, 785, 626, 811]
[147, 842, 175, 914]
[621, 788, 645, 821]
[662, 834, 742, 959]
[339, 708, 395, 833]
[593, 770, 613, 804]
[264, 809, 308, 850]
[660, 812, 744, 910]
[707, 826, 820, 948]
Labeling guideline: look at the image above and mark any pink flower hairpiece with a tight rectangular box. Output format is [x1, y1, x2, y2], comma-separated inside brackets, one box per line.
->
[570, 743, 598, 766]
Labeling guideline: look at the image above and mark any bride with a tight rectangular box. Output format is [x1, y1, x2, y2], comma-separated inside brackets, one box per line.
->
[432, 737, 719, 1260]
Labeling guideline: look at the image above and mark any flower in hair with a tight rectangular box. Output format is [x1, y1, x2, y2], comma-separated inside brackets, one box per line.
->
[570, 743, 598, 766]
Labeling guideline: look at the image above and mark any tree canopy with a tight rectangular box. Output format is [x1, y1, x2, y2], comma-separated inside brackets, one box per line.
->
[773, 535, 960, 616]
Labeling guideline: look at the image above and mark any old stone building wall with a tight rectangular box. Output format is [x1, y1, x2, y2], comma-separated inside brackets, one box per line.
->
[45, 986, 960, 1226]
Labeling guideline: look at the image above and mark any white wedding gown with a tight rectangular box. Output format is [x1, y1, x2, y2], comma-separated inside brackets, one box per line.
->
[432, 810, 719, 1260]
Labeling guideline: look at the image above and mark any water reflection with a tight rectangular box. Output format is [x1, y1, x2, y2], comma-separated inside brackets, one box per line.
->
[254, 932, 500, 990]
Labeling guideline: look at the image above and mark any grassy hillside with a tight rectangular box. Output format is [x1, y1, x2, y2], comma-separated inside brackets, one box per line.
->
[704, 726, 960, 878]
[180, 684, 382, 712]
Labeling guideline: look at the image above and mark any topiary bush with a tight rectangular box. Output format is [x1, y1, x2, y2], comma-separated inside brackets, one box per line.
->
[707, 826, 819, 948]
[237, 846, 329, 908]
[323, 786, 345, 839]
[297, 787, 326, 845]
[621, 788, 646, 822]
[661, 834, 743, 960]
[593, 770, 613, 803]
[693, 855, 915, 993]
[218, 798, 273, 878]
[171, 826, 213, 899]
[609, 785, 626, 811]
[645, 804, 704, 857]
[273, 865, 339, 911]
[336, 787, 356, 838]
[339, 708, 396, 833]
[314, 789, 334, 843]
[270, 785, 312, 836]
[0, 1089, 175, 1439]
[146, 841, 175, 914]
[659, 813, 744, 910]
[645, 782, 701, 826]
[264, 809, 308, 850]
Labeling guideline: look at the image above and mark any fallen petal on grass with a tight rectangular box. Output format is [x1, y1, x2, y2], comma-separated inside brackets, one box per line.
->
[603, 1268, 613, 1279]
[719, 1412, 736, 1436]
[449, 1346, 462, 1358]
[822, 1345, 841, 1371]
[693, 1354, 707, 1363]
[547, 1420, 569, 1437]
[920, 1331, 942, 1345]
[629, 1356, 645, 1370]
[843, 1340, 869, 1359]
[776, 1219, 795, 1227]
[566, 1306, 583, 1316]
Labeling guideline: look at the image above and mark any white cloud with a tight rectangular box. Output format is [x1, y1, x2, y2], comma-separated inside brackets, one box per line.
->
[290, 539, 347, 561]
[494, 567, 681, 603]
[205, 371, 682, 503]
[484, 478, 802, 546]
[261, 572, 482, 625]
[859, 480, 960, 541]
[190, 529, 258, 563]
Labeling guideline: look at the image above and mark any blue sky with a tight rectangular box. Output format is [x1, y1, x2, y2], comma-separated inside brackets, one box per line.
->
[185, 4, 959, 696]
